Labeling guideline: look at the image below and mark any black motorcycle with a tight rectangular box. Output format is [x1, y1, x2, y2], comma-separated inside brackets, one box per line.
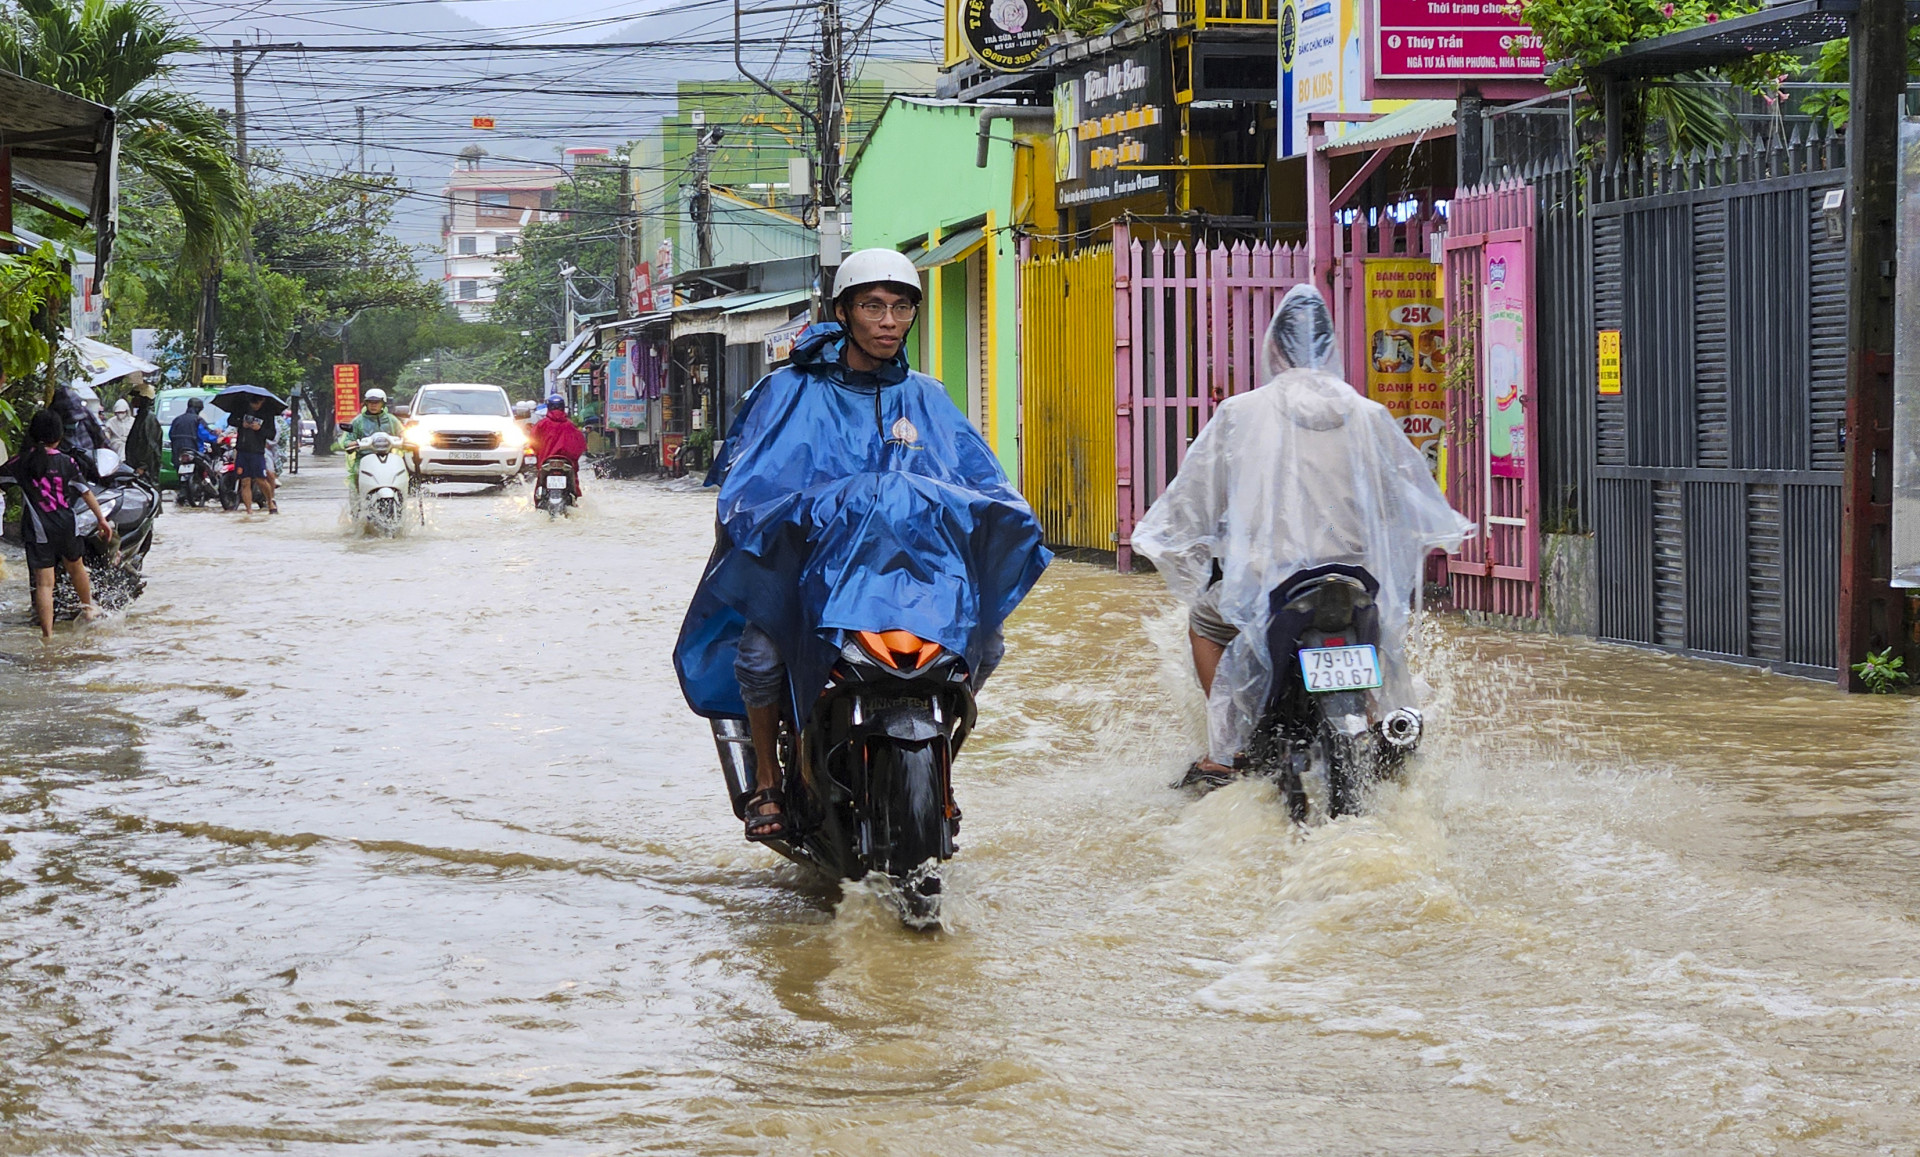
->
[711, 628, 974, 929]
[534, 457, 576, 519]
[1240, 564, 1424, 822]
[175, 447, 219, 507]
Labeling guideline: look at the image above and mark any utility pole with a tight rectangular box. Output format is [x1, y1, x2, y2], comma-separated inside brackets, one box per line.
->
[616, 150, 634, 315]
[355, 106, 369, 274]
[734, 0, 848, 306]
[1838, 0, 1906, 686]
[692, 125, 721, 270]
[195, 40, 273, 387]
[814, 0, 845, 281]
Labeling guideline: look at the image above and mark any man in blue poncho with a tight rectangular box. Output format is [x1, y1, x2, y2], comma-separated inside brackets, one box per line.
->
[675, 249, 1051, 842]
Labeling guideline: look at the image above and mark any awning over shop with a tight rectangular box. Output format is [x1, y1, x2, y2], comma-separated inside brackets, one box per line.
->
[2, 69, 117, 272]
[911, 225, 985, 271]
[672, 288, 812, 345]
[71, 334, 157, 388]
[1319, 101, 1457, 157]
[596, 311, 670, 336]
[543, 327, 596, 384]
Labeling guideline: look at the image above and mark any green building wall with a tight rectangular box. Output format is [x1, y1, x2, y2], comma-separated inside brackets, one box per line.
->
[848, 98, 1019, 481]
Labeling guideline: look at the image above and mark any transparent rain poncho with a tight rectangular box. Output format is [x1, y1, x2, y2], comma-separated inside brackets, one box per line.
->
[1131, 285, 1474, 765]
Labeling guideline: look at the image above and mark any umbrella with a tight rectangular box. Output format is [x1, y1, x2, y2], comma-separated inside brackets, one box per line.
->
[212, 384, 288, 419]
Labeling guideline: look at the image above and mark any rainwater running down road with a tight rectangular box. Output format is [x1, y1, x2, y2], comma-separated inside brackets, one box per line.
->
[1, 460, 1918, 1154]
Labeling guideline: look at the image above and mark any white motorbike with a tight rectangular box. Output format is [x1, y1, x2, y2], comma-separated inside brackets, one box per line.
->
[349, 433, 419, 536]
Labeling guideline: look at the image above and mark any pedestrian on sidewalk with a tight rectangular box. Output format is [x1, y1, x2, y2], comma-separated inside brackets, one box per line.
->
[124, 379, 163, 481]
[233, 395, 279, 514]
[5, 409, 115, 640]
[104, 398, 133, 457]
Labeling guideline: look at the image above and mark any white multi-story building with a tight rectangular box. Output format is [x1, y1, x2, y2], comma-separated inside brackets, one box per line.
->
[441, 163, 567, 320]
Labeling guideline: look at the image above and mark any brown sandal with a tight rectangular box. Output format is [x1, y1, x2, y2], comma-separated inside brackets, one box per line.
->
[743, 787, 789, 842]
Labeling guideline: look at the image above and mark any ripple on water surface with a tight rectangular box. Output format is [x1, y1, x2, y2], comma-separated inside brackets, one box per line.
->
[1, 466, 1918, 1153]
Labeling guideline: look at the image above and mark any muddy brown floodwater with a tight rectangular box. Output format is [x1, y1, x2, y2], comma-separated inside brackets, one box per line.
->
[1, 459, 1918, 1154]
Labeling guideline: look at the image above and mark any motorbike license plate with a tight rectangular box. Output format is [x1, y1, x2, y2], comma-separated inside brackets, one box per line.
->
[1299, 644, 1383, 693]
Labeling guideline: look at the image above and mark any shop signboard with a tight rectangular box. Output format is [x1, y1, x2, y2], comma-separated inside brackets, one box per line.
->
[652, 240, 674, 311]
[1362, 259, 1446, 469]
[606, 339, 646, 429]
[764, 314, 810, 365]
[1370, 0, 1544, 85]
[332, 364, 360, 424]
[1053, 46, 1171, 208]
[961, 0, 1054, 72]
[630, 261, 652, 317]
[1279, 0, 1359, 158]
[1482, 239, 1529, 479]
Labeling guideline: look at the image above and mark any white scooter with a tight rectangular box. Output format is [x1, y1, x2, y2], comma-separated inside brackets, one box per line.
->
[349, 433, 419, 536]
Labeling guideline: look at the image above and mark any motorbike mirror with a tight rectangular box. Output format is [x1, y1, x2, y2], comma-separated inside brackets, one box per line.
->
[94, 448, 122, 476]
[392, 404, 412, 419]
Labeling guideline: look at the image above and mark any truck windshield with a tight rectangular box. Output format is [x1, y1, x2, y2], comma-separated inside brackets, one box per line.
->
[415, 389, 511, 417]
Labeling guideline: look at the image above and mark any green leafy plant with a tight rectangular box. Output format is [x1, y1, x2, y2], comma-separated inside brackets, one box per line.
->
[1035, 0, 1135, 36]
[1852, 648, 1910, 694]
[0, 235, 81, 450]
[1799, 31, 1920, 128]
[1512, 0, 1795, 156]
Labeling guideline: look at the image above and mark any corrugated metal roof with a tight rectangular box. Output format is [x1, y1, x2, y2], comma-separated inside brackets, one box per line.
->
[672, 288, 811, 315]
[1320, 100, 1457, 155]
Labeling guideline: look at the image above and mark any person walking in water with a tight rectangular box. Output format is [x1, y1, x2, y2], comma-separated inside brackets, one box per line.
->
[5, 409, 115, 640]
[232, 394, 279, 514]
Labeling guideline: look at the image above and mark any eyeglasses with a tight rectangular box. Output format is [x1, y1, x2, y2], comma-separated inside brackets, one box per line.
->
[851, 300, 918, 322]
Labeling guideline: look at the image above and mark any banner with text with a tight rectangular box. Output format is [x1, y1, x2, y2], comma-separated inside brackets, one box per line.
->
[1372, 0, 1544, 81]
[1362, 259, 1446, 470]
[1053, 45, 1170, 208]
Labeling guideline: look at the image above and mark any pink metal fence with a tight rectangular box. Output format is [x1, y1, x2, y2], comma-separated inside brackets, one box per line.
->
[1443, 182, 1540, 617]
[1113, 222, 1310, 569]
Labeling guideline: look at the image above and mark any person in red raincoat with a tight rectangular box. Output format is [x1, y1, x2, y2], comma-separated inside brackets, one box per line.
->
[530, 395, 587, 495]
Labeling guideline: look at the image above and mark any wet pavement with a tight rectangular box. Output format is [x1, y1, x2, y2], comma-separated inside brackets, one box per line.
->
[1, 457, 1918, 1154]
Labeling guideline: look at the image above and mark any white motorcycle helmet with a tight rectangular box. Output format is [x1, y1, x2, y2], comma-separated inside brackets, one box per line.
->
[831, 248, 922, 305]
[364, 388, 387, 406]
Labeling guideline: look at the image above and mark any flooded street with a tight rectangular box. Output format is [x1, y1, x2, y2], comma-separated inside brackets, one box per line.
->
[3, 460, 1919, 1154]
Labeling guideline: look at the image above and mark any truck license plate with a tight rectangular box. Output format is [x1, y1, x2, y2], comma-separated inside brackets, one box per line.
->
[1299, 644, 1383, 693]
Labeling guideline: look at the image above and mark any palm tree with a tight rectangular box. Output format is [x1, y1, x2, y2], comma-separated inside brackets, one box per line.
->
[0, 0, 248, 274]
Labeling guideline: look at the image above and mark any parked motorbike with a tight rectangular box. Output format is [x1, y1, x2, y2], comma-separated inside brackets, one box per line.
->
[533, 457, 576, 518]
[0, 449, 161, 620]
[711, 628, 975, 930]
[1238, 563, 1423, 822]
[348, 433, 419, 536]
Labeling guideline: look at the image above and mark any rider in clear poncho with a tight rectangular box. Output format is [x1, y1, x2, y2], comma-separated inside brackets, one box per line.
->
[1131, 285, 1473, 773]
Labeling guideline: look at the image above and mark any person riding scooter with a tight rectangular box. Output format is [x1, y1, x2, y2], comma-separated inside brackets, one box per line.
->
[1131, 285, 1473, 789]
[336, 388, 404, 493]
[674, 248, 1051, 843]
[529, 395, 586, 497]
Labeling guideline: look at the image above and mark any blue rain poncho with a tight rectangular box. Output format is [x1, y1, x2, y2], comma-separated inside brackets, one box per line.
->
[675, 323, 1052, 721]
[1131, 286, 1473, 765]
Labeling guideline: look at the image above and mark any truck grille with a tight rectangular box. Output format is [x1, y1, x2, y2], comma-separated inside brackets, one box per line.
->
[432, 431, 502, 450]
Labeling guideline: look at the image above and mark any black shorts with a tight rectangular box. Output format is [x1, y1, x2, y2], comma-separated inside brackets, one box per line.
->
[24, 526, 83, 572]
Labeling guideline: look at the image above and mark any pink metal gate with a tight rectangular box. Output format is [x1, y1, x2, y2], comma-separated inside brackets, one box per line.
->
[1113, 223, 1309, 569]
[1443, 182, 1540, 616]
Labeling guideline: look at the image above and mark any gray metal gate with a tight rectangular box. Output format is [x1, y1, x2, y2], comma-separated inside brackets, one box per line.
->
[1589, 134, 1849, 678]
